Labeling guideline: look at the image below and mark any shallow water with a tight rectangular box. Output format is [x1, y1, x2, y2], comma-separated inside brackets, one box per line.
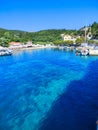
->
[0, 48, 98, 130]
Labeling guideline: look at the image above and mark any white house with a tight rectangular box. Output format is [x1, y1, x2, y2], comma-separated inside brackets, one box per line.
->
[61, 34, 79, 43]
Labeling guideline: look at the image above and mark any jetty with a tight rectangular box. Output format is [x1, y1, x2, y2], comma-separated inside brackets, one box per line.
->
[89, 47, 98, 55]
[76, 43, 98, 56]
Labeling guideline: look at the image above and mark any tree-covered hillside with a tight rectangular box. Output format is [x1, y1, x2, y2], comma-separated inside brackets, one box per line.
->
[91, 22, 98, 39]
[31, 29, 78, 44]
[0, 28, 78, 46]
[0, 22, 98, 47]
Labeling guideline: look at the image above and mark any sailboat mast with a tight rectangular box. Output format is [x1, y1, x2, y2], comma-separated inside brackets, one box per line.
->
[85, 27, 87, 43]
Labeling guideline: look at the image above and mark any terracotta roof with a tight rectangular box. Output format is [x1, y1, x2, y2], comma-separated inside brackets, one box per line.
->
[9, 42, 22, 45]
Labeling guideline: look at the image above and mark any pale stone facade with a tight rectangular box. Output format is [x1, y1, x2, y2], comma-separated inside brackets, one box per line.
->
[61, 34, 80, 43]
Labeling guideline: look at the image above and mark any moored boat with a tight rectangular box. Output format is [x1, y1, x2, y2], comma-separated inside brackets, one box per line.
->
[0, 46, 13, 56]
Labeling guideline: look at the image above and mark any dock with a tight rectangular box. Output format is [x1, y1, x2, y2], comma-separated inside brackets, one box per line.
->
[76, 44, 98, 56]
[89, 49, 98, 56]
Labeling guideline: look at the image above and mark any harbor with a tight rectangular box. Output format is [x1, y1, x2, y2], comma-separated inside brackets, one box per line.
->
[75, 43, 98, 56]
[1, 43, 98, 56]
[75, 26, 98, 56]
[0, 44, 56, 56]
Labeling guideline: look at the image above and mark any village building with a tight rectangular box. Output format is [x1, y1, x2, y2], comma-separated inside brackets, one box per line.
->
[61, 34, 80, 43]
[9, 42, 23, 49]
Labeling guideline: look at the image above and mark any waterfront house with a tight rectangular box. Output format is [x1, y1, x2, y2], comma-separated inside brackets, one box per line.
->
[61, 34, 76, 43]
[9, 42, 23, 49]
[61, 34, 80, 43]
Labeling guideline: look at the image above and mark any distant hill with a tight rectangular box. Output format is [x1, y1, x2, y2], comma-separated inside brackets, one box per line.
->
[0, 28, 27, 34]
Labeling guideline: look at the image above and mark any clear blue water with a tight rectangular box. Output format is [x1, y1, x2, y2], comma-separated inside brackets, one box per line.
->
[0, 48, 98, 130]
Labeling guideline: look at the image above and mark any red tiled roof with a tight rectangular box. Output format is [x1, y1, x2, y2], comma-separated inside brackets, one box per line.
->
[9, 42, 22, 45]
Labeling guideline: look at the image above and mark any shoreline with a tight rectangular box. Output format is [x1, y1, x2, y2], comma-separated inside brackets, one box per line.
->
[8, 45, 57, 51]
[0, 45, 57, 56]
[1, 44, 98, 56]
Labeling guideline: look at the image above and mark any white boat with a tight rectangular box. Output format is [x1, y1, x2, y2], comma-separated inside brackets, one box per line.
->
[0, 46, 13, 56]
[81, 49, 89, 56]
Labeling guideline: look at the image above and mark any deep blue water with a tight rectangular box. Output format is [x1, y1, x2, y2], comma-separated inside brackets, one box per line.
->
[0, 48, 98, 130]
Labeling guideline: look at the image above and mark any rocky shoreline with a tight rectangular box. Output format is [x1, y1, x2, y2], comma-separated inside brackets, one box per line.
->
[1, 44, 98, 56]
[0, 44, 57, 56]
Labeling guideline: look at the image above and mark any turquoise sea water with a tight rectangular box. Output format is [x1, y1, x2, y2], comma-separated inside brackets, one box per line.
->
[0, 48, 98, 130]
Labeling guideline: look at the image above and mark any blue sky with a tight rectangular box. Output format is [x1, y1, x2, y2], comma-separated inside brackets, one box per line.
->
[0, 0, 98, 31]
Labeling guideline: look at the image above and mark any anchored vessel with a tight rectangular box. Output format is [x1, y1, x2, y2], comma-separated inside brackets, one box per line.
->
[0, 46, 12, 56]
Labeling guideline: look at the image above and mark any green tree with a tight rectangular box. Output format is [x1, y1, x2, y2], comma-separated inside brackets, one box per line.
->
[91, 22, 98, 39]
[75, 37, 84, 45]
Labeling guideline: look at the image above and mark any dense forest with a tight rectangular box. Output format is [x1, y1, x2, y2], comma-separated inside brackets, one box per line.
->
[0, 22, 98, 47]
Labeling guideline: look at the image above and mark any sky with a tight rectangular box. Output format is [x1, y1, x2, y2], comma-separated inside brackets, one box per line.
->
[0, 0, 98, 32]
